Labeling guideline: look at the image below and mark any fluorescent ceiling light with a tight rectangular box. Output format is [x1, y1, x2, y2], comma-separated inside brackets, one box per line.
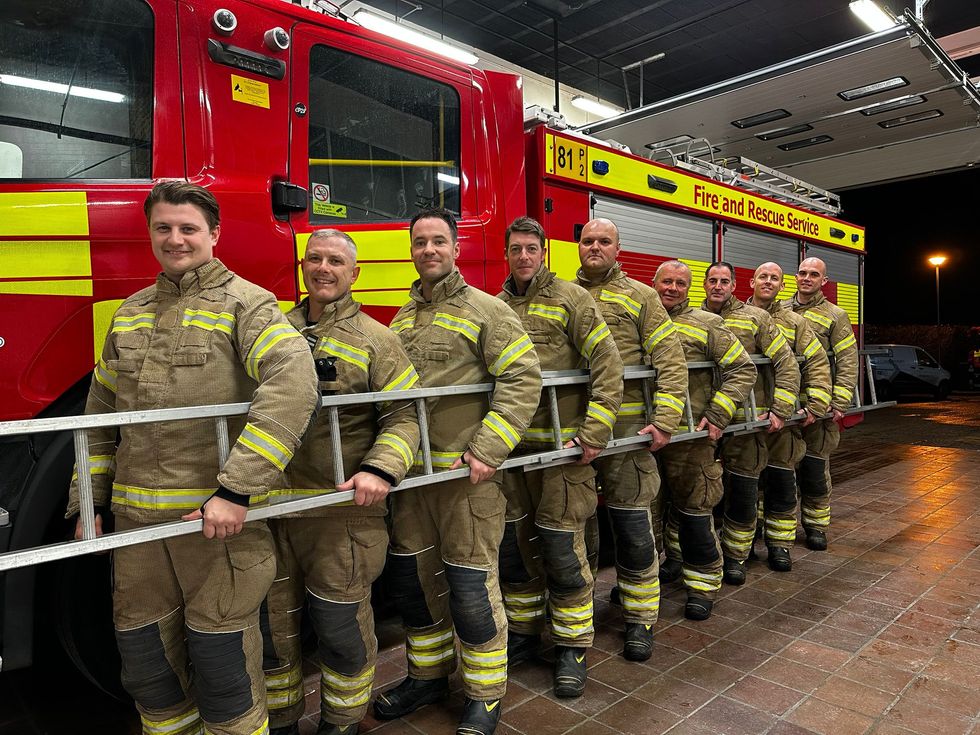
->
[0, 74, 125, 103]
[353, 11, 478, 65]
[731, 108, 791, 129]
[839, 76, 909, 101]
[571, 96, 623, 118]
[849, 0, 897, 32]
[437, 172, 460, 186]
[755, 124, 814, 141]
[859, 95, 926, 116]
[878, 109, 942, 128]
[777, 135, 834, 151]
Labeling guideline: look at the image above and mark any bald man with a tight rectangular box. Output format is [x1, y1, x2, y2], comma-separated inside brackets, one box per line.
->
[783, 257, 858, 551]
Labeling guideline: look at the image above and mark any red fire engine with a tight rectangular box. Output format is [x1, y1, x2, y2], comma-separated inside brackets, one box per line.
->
[0, 0, 864, 685]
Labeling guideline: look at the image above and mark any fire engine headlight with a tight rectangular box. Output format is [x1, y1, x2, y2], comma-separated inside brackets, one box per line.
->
[265, 27, 290, 51]
[212, 9, 238, 35]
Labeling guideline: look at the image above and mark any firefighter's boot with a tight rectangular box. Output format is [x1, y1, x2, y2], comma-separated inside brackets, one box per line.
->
[553, 646, 587, 698]
[623, 623, 654, 662]
[316, 723, 356, 735]
[805, 529, 828, 551]
[658, 557, 682, 583]
[767, 546, 792, 572]
[270, 725, 299, 735]
[507, 632, 540, 667]
[457, 697, 502, 735]
[723, 557, 746, 586]
[798, 455, 831, 550]
[374, 676, 450, 720]
[685, 596, 713, 621]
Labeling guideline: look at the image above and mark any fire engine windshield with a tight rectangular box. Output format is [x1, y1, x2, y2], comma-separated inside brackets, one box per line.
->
[0, 0, 153, 180]
[307, 44, 461, 224]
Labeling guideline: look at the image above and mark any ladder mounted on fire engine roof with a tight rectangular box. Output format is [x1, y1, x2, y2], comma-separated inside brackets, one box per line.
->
[648, 139, 841, 216]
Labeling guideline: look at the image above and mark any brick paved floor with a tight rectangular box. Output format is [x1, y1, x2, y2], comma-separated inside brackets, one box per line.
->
[2, 397, 978, 734]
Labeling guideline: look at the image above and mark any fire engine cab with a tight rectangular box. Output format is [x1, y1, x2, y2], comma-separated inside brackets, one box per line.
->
[0, 0, 865, 686]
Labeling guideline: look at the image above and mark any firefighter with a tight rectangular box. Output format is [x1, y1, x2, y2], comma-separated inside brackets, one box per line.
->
[652, 261, 756, 619]
[376, 208, 541, 735]
[748, 262, 832, 571]
[66, 182, 319, 735]
[496, 216, 623, 697]
[575, 218, 688, 660]
[784, 257, 858, 551]
[264, 230, 421, 735]
[702, 262, 799, 586]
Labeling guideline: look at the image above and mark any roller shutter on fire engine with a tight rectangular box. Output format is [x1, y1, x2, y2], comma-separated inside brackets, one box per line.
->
[806, 243, 861, 326]
[721, 225, 799, 302]
[591, 194, 714, 302]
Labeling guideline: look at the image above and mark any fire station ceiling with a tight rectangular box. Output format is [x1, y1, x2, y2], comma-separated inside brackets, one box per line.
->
[352, 0, 980, 190]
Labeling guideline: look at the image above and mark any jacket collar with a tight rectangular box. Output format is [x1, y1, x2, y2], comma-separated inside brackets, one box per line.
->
[410, 268, 467, 304]
[667, 298, 690, 318]
[793, 290, 826, 309]
[156, 258, 231, 297]
[290, 292, 361, 332]
[502, 264, 554, 297]
[747, 296, 781, 314]
[576, 263, 622, 288]
[702, 294, 740, 317]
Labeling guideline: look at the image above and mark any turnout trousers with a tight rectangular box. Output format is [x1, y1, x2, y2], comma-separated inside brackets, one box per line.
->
[499, 462, 598, 647]
[263, 515, 387, 728]
[387, 477, 508, 701]
[760, 428, 807, 549]
[656, 439, 724, 600]
[799, 419, 840, 533]
[719, 433, 768, 563]
[593, 447, 661, 624]
[112, 517, 276, 735]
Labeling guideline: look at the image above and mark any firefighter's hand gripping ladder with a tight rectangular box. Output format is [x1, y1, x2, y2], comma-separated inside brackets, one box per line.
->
[0, 352, 893, 572]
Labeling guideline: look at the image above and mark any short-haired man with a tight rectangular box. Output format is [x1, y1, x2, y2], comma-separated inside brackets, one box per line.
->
[497, 216, 623, 697]
[264, 230, 421, 735]
[652, 261, 756, 619]
[783, 257, 858, 551]
[376, 208, 541, 735]
[702, 262, 799, 586]
[576, 219, 688, 660]
[67, 182, 319, 735]
[748, 262, 832, 571]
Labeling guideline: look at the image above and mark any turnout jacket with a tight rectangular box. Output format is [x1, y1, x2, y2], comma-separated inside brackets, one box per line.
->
[67, 259, 318, 523]
[748, 297, 832, 418]
[275, 293, 421, 516]
[577, 265, 688, 435]
[667, 300, 756, 430]
[784, 291, 858, 413]
[705, 295, 799, 421]
[499, 265, 623, 449]
[391, 268, 541, 469]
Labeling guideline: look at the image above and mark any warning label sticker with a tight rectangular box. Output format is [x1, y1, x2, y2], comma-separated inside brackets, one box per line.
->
[311, 182, 347, 218]
[231, 75, 270, 109]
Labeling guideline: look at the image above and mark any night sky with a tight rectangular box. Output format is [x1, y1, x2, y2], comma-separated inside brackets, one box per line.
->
[841, 167, 978, 327]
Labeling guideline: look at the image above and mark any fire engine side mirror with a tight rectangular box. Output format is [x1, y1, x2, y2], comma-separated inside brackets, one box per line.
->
[272, 181, 308, 218]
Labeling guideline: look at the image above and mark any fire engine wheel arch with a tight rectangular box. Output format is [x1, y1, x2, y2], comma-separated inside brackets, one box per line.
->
[2, 376, 126, 698]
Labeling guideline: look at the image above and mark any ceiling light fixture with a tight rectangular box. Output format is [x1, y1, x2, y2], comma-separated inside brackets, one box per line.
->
[731, 109, 791, 129]
[777, 135, 834, 151]
[352, 11, 478, 66]
[848, 0, 897, 32]
[878, 109, 942, 128]
[0, 74, 125, 103]
[571, 96, 623, 118]
[755, 124, 814, 141]
[839, 76, 909, 101]
[859, 95, 926, 116]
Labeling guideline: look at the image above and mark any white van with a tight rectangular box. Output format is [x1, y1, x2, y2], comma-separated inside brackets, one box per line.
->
[866, 344, 952, 400]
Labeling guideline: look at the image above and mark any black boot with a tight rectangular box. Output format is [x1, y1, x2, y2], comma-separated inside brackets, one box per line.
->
[609, 586, 622, 606]
[722, 557, 746, 585]
[457, 697, 502, 735]
[507, 631, 540, 666]
[315, 722, 357, 735]
[270, 725, 299, 735]
[554, 646, 587, 698]
[767, 545, 792, 571]
[805, 528, 828, 551]
[685, 596, 713, 621]
[623, 623, 654, 661]
[374, 676, 450, 720]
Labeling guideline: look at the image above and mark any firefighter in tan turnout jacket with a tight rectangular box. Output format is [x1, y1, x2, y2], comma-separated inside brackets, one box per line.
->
[496, 217, 623, 698]
[376, 209, 541, 735]
[748, 262, 832, 572]
[652, 261, 756, 621]
[264, 231, 420, 735]
[784, 257, 858, 551]
[67, 182, 319, 735]
[701, 262, 799, 587]
[576, 219, 688, 660]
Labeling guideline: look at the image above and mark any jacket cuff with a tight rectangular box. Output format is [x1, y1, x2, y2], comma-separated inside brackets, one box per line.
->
[360, 464, 397, 486]
[212, 485, 250, 508]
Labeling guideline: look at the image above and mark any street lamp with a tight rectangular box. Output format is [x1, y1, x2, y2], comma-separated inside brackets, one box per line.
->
[928, 255, 946, 325]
